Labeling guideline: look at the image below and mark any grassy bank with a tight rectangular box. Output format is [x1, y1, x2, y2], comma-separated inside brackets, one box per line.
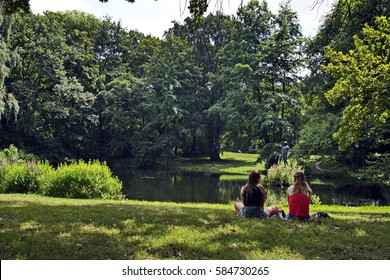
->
[1, 194, 389, 260]
[170, 152, 265, 180]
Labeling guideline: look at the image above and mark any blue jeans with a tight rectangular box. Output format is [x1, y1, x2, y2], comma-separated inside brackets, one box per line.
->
[239, 206, 268, 219]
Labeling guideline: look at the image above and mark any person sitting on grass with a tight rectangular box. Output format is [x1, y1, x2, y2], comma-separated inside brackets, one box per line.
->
[234, 170, 268, 218]
[286, 171, 313, 221]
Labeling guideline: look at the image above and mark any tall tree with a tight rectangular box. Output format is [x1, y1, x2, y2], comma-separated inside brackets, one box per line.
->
[213, 0, 273, 151]
[321, 16, 390, 151]
[137, 34, 201, 166]
[256, 0, 303, 144]
[168, 12, 234, 160]
[4, 12, 98, 159]
[300, 0, 390, 162]
[101, 72, 144, 158]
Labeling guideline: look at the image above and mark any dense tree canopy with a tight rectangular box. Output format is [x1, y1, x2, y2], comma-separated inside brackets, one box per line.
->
[322, 16, 390, 151]
[0, 0, 389, 177]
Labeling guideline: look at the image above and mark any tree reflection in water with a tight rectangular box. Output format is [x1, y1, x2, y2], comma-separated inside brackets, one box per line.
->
[114, 169, 390, 206]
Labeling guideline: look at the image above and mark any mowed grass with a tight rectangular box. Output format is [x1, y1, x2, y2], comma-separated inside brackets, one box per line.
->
[172, 152, 264, 178]
[1, 194, 389, 260]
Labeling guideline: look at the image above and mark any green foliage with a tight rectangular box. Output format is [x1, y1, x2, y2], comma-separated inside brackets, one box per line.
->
[0, 160, 53, 194]
[310, 194, 322, 205]
[0, 145, 43, 193]
[1, 1, 387, 177]
[188, 0, 208, 22]
[44, 160, 122, 199]
[321, 16, 390, 150]
[265, 188, 287, 207]
[264, 164, 302, 187]
[101, 73, 143, 158]
[1, 0, 30, 15]
[0, 144, 36, 161]
[257, 142, 283, 169]
[292, 112, 339, 159]
[357, 152, 390, 185]
[0, 146, 122, 199]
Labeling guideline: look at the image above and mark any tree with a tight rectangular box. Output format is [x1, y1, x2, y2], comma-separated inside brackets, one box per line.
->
[257, 0, 303, 144]
[0, 11, 19, 131]
[168, 12, 235, 159]
[137, 33, 201, 166]
[219, 0, 272, 149]
[3, 11, 100, 159]
[321, 16, 390, 151]
[293, 112, 339, 159]
[101, 72, 144, 158]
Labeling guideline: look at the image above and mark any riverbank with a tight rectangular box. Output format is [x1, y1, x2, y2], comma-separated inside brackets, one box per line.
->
[1, 194, 389, 260]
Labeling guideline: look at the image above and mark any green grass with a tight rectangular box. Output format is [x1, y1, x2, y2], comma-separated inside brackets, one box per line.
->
[1, 194, 389, 260]
[171, 152, 265, 177]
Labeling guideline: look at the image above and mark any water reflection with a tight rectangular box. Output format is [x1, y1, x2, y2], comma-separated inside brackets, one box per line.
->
[113, 169, 390, 206]
[335, 183, 390, 206]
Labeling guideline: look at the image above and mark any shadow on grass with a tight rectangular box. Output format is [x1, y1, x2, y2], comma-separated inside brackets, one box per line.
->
[0, 199, 389, 260]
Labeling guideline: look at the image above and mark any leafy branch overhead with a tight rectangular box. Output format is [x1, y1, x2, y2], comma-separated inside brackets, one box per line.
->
[321, 16, 390, 151]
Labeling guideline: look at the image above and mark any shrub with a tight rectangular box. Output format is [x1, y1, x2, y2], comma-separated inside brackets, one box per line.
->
[264, 165, 293, 187]
[0, 160, 6, 192]
[264, 164, 303, 187]
[0, 161, 52, 194]
[0, 144, 37, 162]
[310, 194, 322, 205]
[44, 160, 122, 199]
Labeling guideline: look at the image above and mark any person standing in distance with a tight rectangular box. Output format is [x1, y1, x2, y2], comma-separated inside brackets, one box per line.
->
[282, 141, 290, 167]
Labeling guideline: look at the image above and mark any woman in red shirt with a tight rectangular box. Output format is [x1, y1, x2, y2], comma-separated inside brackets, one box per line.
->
[286, 171, 313, 221]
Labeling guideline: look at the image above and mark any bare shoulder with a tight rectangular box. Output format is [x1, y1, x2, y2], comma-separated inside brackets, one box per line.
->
[286, 185, 294, 195]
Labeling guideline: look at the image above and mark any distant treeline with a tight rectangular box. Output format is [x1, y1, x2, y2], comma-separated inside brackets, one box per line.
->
[0, 0, 389, 174]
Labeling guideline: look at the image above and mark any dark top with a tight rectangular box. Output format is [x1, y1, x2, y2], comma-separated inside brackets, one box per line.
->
[242, 185, 263, 207]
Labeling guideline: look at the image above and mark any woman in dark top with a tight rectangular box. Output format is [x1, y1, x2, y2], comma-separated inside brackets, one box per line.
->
[234, 170, 268, 218]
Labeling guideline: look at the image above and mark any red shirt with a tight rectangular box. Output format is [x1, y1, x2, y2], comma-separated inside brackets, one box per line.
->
[288, 192, 310, 217]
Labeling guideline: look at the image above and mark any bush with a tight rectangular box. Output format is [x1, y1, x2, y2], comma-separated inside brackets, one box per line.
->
[44, 160, 122, 199]
[0, 161, 53, 194]
[0, 144, 37, 162]
[264, 165, 293, 187]
[264, 164, 303, 187]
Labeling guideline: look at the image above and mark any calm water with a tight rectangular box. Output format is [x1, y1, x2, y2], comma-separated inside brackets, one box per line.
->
[113, 169, 390, 206]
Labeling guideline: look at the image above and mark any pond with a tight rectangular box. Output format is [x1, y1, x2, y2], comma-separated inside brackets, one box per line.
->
[113, 169, 390, 206]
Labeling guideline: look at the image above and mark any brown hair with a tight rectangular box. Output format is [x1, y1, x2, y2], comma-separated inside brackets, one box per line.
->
[241, 170, 263, 205]
[247, 170, 261, 186]
[292, 171, 312, 197]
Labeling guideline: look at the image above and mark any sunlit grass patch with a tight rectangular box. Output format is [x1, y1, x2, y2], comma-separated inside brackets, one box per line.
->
[1, 194, 389, 260]
[173, 152, 265, 175]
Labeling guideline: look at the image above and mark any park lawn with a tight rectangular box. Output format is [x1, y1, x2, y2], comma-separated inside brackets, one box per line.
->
[1, 194, 389, 260]
[171, 152, 265, 179]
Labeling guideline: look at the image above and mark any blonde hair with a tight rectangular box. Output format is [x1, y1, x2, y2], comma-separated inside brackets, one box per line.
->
[292, 171, 312, 197]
